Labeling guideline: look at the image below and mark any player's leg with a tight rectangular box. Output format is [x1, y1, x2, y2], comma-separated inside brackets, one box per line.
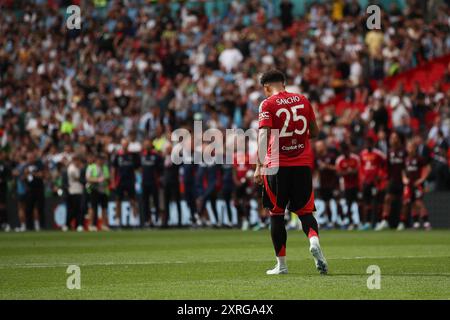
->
[333, 190, 346, 229]
[34, 189, 44, 231]
[344, 188, 356, 230]
[298, 213, 328, 275]
[128, 186, 138, 219]
[290, 166, 328, 274]
[410, 201, 418, 230]
[417, 199, 431, 230]
[235, 184, 249, 230]
[17, 197, 27, 232]
[89, 190, 99, 231]
[262, 169, 288, 274]
[99, 192, 110, 231]
[223, 189, 233, 227]
[141, 184, 151, 226]
[377, 190, 393, 231]
[163, 186, 171, 228]
[360, 184, 373, 230]
[374, 189, 385, 227]
[72, 194, 83, 231]
[150, 185, 160, 226]
[398, 187, 411, 231]
[319, 189, 333, 229]
[209, 191, 220, 227]
[267, 214, 287, 274]
[115, 185, 123, 226]
[174, 185, 183, 227]
[0, 191, 8, 231]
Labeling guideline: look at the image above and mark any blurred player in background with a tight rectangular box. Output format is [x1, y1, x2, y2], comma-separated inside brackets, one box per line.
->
[315, 140, 341, 229]
[359, 137, 386, 230]
[24, 150, 45, 231]
[112, 138, 139, 226]
[335, 143, 360, 230]
[255, 70, 327, 275]
[376, 132, 406, 230]
[398, 141, 432, 231]
[140, 139, 162, 228]
[162, 144, 182, 228]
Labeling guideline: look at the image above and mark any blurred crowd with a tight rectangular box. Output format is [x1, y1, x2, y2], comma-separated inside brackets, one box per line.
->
[0, 0, 449, 232]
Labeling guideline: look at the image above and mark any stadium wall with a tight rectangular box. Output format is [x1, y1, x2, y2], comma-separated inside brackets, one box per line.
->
[6, 192, 449, 230]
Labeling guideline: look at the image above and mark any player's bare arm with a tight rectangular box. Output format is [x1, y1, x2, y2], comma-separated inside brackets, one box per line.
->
[415, 164, 432, 186]
[309, 118, 319, 139]
[254, 126, 270, 185]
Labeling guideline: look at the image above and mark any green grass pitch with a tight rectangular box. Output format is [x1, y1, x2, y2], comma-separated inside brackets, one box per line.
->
[0, 229, 449, 299]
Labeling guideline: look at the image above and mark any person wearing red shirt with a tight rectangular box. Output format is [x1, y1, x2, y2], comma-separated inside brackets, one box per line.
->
[335, 143, 360, 230]
[254, 70, 327, 275]
[359, 137, 386, 230]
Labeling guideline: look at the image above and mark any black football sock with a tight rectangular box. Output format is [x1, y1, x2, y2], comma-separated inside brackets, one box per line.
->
[270, 215, 286, 257]
[299, 213, 319, 238]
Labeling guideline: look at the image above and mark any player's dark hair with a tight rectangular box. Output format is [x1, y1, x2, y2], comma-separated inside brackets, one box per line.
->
[340, 142, 349, 153]
[366, 137, 375, 150]
[260, 70, 286, 86]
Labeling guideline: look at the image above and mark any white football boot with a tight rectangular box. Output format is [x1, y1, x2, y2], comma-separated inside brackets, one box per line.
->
[396, 222, 405, 231]
[375, 219, 389, 231]
[310, 244, 328, 275]
[266, 263, 288, 275]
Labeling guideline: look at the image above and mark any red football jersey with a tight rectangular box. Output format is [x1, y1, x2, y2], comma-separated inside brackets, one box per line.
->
[336, 153, 360, 189]
[258, 91, 316, 168]
[359, 148, 386, 185]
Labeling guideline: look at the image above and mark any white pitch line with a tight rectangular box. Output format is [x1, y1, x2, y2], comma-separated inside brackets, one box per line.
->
[0, 255, 448, 269]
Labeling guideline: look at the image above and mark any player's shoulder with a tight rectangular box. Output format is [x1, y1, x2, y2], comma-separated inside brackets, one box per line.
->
[335, 154, 345, 164]
[373, 148, 387, 159]
[350, 153, 360, 161]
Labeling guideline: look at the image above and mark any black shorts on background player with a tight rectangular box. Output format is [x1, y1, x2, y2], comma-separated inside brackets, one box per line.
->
[116, 182, 135, 201]
[362, 183, 376, 203]
[318, 187, 333, 202]
[387, 181, 403, 196]
[262, 166, 314, 215]
[344, 187, 359, 205]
